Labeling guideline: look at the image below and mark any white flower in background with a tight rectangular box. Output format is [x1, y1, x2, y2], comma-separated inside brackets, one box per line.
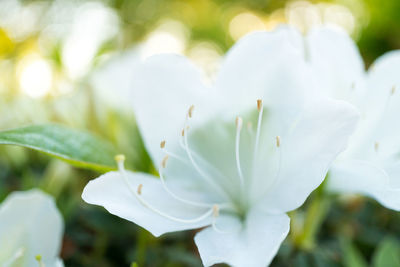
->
[0, 189, 64, 267]
[82, 27, 358, 267]
[287, 25, 400, 210]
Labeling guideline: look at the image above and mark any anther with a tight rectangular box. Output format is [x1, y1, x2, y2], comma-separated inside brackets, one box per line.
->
[181, 129, 185, 137]
[115, 154, 126, 171]
[160, 140, 166, 149]
[161, 155, 169, 168]
[188, 105, 195, 118]
[115, 154, 126, 164]
[35, 255, 45, 267]
[276, 136, 281, 147]
[391, 86, 396, 95]
[137, 184, 143, 195]
[257, 99, 263, 112]
[236, 116, 243, 129]
[351, 82, 356, 90]
[213, 205, 219, 217]
[374, 142, 379, 152]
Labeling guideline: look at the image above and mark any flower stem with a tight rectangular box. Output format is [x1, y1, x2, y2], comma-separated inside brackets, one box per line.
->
[290, 177, 332, 251]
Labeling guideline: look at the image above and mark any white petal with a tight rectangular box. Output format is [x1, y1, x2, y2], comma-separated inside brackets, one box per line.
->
[195, 208, 290, 267]
[340, 51, 400, 162]
[91, 48, 141, 111]
[0, 189, 63, 266]
[130, 54, 217, 164]
[306, 26, 366, 103]
[259, 98, 359, 213]
[82, 171, 213, 237]
[367, 50, 400, 107]
[216, 26, 308, 111]
[327, 160, 400, 211]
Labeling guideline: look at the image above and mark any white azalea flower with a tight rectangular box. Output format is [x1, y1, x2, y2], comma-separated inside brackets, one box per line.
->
[0, 189, 64, 267]
[287, 25, 400, 210]
[82, 27, 358, 267]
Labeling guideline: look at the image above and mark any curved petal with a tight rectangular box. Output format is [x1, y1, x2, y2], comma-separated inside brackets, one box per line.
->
[326, 160, 400, 211]
[367, 50, 400, 110]
[91, 48, 141, 110]
[259, 98, 359, 213]
[339, 51, 400, 162]
[358, 51, 400, 159]
[216, 26, 308, 112]
[130, 54, 217, 164]
[82, 171, 213, 237]
[306, 26, 366, 104]
[194, 207, 290, 267]
[0, 189, 63, 266]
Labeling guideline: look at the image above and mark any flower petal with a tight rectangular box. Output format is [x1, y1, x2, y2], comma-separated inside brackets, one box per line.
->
[130, 54, 217, 164]
[259, 98, 359, 213]
[216, 26, 307, 111]
[338, 51, 400, 164]
[0, 189, 63, 266]
[326, 160, 400, 211]
[306, 26, 366, 103]
[82, 171, 213, 237]
[194, 208, 290, 267]
[91, 48, 141, 110]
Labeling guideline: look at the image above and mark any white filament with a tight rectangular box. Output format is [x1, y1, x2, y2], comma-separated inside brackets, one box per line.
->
[235, 117, 245, 186]
[159, 165, 214, 208]
[116, 157, 214, 224]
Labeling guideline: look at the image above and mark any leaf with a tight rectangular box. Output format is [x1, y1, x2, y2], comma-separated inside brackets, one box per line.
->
[340, 238, 368, 267]
[372, 237, 400, 267]
[0, 124, 118, 172]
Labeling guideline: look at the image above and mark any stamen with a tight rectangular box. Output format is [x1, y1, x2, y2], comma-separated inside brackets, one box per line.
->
[115, 155, 215, 224]
[161, 155, 169, 168]
[391, 86, 396, 95]
[374, 142, 379, 152]
[213, 204, 219, 217]
[351, 82, 356, 90]
[211, 204, 231, 234]
[276, 136, 281, 147]
[160, 140, 187, 162]
[188, 105, 195, 118]
[257, 99, 262, 112]
[235, 116, 245, 186]
[35, 255, 45, 267]
[253, 99, 264, 166]
[137, 184, 143, 195]
[160, 140, 166, 149]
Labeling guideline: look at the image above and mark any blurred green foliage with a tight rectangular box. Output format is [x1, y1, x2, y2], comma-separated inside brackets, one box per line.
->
[1, 0, 400, 266]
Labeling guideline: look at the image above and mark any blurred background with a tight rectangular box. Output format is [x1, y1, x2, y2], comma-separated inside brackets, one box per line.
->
[1, 0, 400, 266]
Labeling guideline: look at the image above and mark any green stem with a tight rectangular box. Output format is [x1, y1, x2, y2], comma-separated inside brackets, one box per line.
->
[291, 178, 332, 251]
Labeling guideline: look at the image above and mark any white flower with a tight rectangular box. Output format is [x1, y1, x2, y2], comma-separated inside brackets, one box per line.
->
[82, 27, 358, 267]
[287, 25, 400, 210]
[0, 189, 64, 267]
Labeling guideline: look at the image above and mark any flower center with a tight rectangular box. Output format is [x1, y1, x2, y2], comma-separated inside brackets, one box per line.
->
[117, 99, 283, 228]
[158, 99, 283, 218]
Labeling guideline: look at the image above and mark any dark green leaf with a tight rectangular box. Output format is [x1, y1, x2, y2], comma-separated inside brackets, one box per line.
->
[0, 124, 118, 172]
[372, 237, 400, 267]
[340, 238, 368, 267]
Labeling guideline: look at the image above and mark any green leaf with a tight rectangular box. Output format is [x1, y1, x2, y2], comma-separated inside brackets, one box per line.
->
[372, 237, 400, 267]
[340, 238, 368, 267]
[0, 124, 118, 172]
